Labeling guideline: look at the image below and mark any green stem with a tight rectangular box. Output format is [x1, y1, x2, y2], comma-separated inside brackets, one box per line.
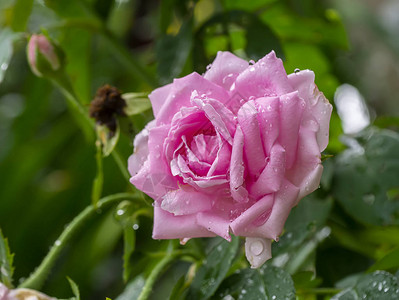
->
[19, 192, 137, 290]
[138, 242, 177, 300]
[111, 149, 131, 182]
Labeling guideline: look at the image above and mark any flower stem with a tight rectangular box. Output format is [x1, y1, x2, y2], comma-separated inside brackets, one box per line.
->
[19, 193, 137, 290]
[137, 241, 177, 300]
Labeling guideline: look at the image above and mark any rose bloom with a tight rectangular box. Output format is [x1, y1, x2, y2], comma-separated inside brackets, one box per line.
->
[128, 51, 332, 267]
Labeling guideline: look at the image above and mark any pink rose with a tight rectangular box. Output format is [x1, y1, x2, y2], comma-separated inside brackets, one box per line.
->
[128, 51, 332, 268]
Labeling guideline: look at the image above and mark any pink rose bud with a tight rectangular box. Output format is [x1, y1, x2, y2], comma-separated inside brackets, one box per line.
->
[27, 34, 63, 77]
[128, 51, 333, 268]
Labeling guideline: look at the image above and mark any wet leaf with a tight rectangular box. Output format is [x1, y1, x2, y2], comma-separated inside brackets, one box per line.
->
[187, 236, 239, 300]
[122, 93, 152, 116]
[0, 229, 14, 288]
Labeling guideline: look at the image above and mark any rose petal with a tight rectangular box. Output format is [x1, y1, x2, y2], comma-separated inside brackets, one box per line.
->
[247, 143, 286, 199]
[230, 194, 274, 235]
[207, 133, 231, 176]
[235, 51, 293, 99]
[255, 96, 280, 156]
[230, 125, 249, 202]
[128, 120, 155, 176]
[152, 72, 230, 125]
[237, 100, 266, 177]
[310, 91, 333, 152]
[153, 206, 215, 239]
[278, 91, 305, 169]
[288, 70, 333, 151]
[296, 164, 323, 203]
[197, 212, 231, 241]
[204, 51, 249, 90]
[191, 94, 236, 144]
[148, 83, 173, 118]
[286, 125, 321, 190]
[244, 180, 299, 240]
[161, 188, 213, 215]
[245, 237, 272, 268]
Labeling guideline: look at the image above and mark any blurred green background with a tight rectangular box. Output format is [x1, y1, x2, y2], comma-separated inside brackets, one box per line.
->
[0, 0, 399, 299]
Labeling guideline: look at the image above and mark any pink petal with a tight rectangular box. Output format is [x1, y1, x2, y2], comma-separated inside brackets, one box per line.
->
[286, 125, 321, 189]
[310, 91, 333, 152]
[235, 51, 293, 99]
[229, 125, 249, 202]
[247, 143, 286, 199]
[230, 194, 274, 235]
[255, 96, 280, 156]
[197, 212, 231, 241]
[288, 70, 333, 151]
[244, 180, 299, 240]
[161, 188, 213, 216]
[296, 164, 323, 203]
[153, 206, 215, 239]
[191, 94, 236, 144]
[237, 100, 266, 177]
[152, 72, 230, 125]
[128, 120, 155, 176]
[207, 133, 231, 176]
[278, 91, 305, 169]
[204, 51, 249, 90]
[148, 83, 173, 118]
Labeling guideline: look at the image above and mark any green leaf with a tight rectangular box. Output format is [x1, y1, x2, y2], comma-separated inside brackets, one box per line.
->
[96, 122, 120, 157]
[123, 225, 136, 283]
[214, 265, 295, 300]
[0, 229, 15, 288]
[245, 17, 284, 61]
[273, 195, 333, 256]
[368, 248, 399, 273]
[334, 128, 399, 226]
[115, 275, 145, 300]
[332, 271, 399, 299]
[0, 28, 20, 84]
[292, 271, 322, 290]
[187, 236, 239, 300]
[67, 276, 81, 300]
[122, 93, 152, 116]
[167, 275, 186, 300]
[156, 20, 193, 84]
[11, 0, 34, 32]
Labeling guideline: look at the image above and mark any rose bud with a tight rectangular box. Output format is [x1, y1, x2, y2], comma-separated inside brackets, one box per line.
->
[27, 34, 64, 78]
[128, 51, 332, 268]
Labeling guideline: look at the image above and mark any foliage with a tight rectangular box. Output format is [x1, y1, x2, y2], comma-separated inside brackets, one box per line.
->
[0, 0, 398, 299]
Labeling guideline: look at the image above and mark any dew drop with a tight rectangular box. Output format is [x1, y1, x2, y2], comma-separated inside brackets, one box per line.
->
[55, 240, 61, 246]
[249, 60, 255, 65]
[1, 63, 8, 71]
[206, 64, 212, 70]
[250, 240, 264, 256]
[133, 224, 139, 230]
[117, 209, 125, 216]
[294, 68, 300, 73]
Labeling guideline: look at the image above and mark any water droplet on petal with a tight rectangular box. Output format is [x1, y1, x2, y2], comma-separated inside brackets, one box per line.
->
[294, 68, 300, 73]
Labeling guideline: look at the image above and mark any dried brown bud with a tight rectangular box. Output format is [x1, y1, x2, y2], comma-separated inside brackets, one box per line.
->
[89, 84, 126, 133]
